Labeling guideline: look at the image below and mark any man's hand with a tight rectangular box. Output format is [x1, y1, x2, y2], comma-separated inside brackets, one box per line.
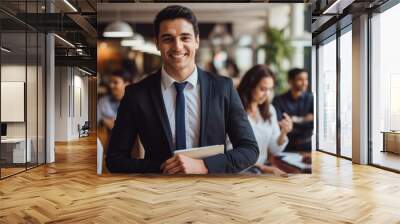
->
[279, 113, 293, 134]
[160, 154, 209, 174]
[291, 113, 313, 123]
[303, 113, 314, 122]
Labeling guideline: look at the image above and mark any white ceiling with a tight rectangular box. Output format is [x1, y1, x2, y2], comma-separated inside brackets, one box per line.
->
[97, 3, 289, 23]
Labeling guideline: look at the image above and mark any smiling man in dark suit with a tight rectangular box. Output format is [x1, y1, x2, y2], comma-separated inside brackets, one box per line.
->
[106, 5, 259, 174]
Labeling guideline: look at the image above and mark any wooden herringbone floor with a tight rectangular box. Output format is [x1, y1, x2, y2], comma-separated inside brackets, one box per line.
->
[1, 135, 400, 224]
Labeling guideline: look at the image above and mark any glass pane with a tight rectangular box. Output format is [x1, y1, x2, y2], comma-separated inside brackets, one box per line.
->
[317, 38, 337, 154]
[1, 30, 27, 177]
[340, 30, 352, 158]
[371, 4, 400, 171]
[0, 1, 46, 178]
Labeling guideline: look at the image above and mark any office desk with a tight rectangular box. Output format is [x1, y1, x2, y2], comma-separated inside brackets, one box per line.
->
[1, 138, 32, 164]
[382, 131, 400, 154]
[270, 152, 312, 174]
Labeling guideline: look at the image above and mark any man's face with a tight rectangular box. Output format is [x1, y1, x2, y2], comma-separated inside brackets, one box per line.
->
[109, 76, 128, 99]
[289, 72, 309, 92]
[155, 18, 199, 73]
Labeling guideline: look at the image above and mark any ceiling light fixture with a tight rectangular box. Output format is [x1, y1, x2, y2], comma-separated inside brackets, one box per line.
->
[63, 0, 78, 12]
[103, 21, 134, 38]
[131, 42, 160, 56]
[54, 34, 75, 48]
[121, 34, 145, 47]
[322, 0, 354, 15]
[78, 67, 93, 76]
[1, 47, 11, 53]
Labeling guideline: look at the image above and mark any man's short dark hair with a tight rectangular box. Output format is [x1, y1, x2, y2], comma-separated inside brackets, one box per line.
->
[288, 68, 308, 80]
[110, 70, 131, 83]
[154, 5, 199, 39]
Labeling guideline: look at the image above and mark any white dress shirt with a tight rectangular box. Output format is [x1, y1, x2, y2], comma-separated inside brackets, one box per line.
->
[226, 105, 288, 164]
[161, 66, 201, 149]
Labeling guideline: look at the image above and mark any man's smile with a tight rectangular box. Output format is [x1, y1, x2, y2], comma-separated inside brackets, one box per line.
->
[169, 52, 188, 60]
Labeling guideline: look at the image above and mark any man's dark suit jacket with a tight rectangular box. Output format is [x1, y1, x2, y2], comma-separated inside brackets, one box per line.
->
[106, 67, 259, 173]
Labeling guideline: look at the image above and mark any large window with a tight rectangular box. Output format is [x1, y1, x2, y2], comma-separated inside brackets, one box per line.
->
[370, 3, 400, 171]
[317, 37, 337, 154]
[339, 29, 352, 158]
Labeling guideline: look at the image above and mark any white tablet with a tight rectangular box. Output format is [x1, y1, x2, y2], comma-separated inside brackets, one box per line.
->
[174, 145, 224, 159]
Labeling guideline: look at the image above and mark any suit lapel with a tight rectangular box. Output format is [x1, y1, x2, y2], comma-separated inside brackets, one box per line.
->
[198, 68, 212, 147]
[149, 70, 174, 153]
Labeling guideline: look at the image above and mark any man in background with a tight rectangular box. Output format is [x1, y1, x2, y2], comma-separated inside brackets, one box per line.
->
[97, 70, 132, 131]
[273, 68, 314, 152]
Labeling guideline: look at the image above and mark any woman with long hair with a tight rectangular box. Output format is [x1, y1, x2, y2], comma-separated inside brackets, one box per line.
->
[236, 64, 293, 175]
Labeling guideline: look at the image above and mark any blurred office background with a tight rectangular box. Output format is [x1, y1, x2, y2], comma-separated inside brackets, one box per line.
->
[96, 3, 312, 174]
[97, 3, 311, 94]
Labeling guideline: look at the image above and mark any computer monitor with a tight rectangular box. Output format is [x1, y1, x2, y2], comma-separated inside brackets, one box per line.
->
[1, 123, 7, 137]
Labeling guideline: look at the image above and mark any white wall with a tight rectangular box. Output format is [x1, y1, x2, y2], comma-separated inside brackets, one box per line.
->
[72, 72, 89, 138]
[1, 65, 33, 138]
[54, 67, 89, 141]
[1, 64, 46, 163]
[54, 66, 69, 141]
[1, 65, 26, 146]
